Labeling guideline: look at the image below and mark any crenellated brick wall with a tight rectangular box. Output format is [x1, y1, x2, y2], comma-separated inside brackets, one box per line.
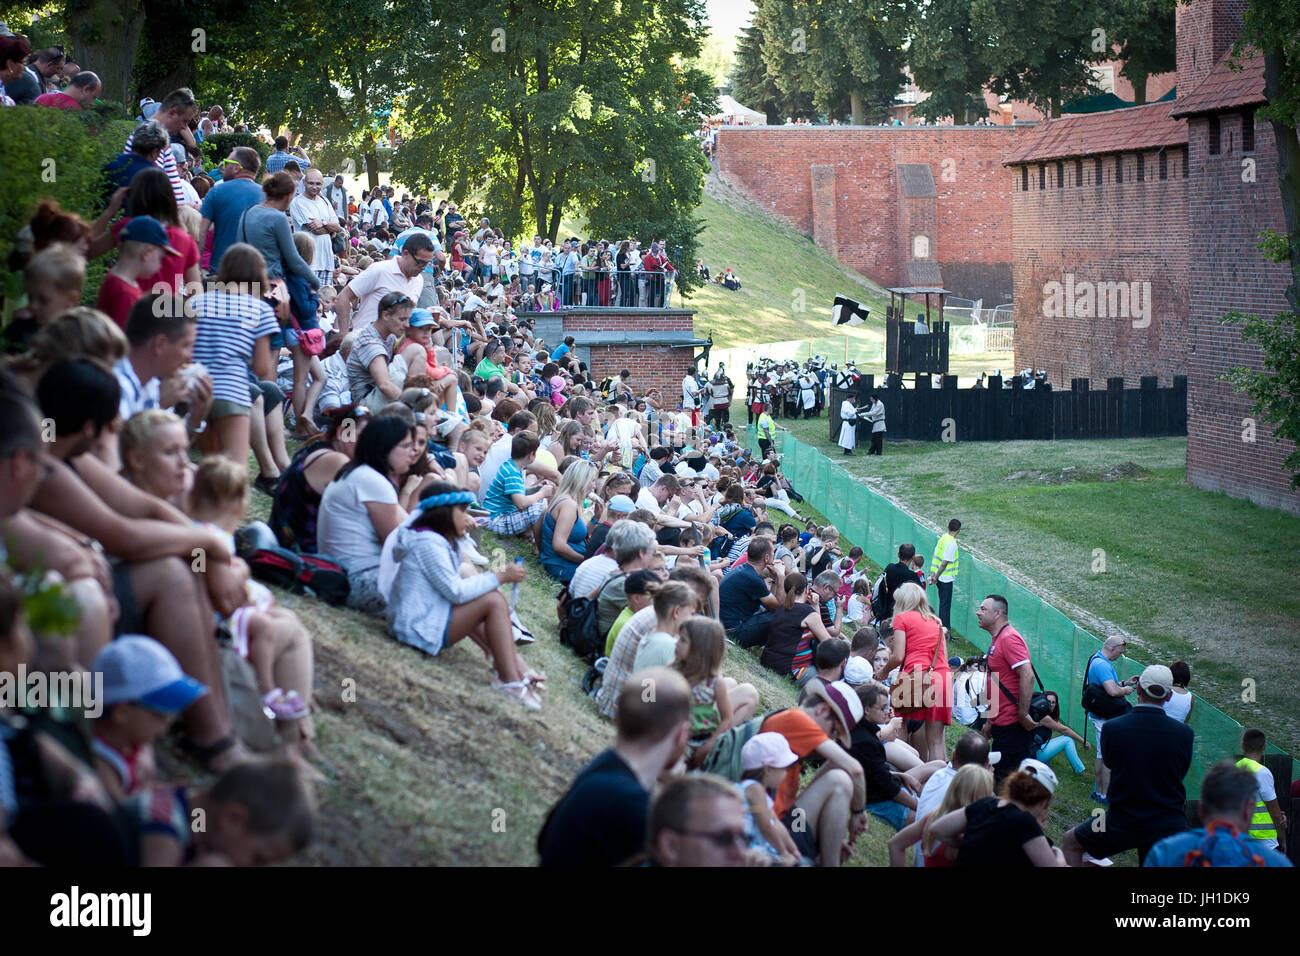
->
[716, 126, 1025, 304]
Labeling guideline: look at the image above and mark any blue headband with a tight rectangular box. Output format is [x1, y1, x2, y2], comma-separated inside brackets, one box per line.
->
[418, 491, 476, 511]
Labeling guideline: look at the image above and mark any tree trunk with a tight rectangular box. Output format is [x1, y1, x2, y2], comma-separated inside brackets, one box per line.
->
[1130, 71, 1148, 107]
[849, 87, 864, 126]
[365, 151, 379, 192]
[1264, 50, 1300, 312]
[66, 0, 147, 107]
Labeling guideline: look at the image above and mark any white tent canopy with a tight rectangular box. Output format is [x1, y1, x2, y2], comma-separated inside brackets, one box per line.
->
[708, 94, 766, 125]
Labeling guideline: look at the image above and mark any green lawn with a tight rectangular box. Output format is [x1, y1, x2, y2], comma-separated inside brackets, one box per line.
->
[768, 412, 1300, 759]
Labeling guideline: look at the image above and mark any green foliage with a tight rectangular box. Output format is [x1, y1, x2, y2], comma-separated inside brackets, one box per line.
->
[729, 23, 817, 123]
[1105, 0, 1177, 105]
[1239, 0, 1300, 130]
[16, 568, 81, 640]
[754, 0, 912, 125]
[970, 0, 1105, 117]
[0, 106, 134, 301]
[199, 131, 271, 171]
[908, 0, 996, 123]
[393, 0, 714, 289]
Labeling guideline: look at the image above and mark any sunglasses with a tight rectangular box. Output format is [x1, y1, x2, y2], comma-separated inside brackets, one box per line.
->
[674, 827, 747, 850]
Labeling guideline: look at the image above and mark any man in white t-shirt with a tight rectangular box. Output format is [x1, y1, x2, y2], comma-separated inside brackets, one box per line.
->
[369, 193, 389, 229]
[333, 234, 434, 333]
[635, 475, 690, 529]
[910, 732, 997, 866]
[290, 169, 341, 287]
[682, 371, 702, 418]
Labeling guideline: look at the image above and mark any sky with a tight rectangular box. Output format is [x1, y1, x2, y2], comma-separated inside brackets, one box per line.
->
[705, 0, 755, 39]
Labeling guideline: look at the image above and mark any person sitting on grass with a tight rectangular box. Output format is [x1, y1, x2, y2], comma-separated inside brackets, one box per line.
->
[849, 681, 948, 832]
[452, 427, 491, 497]
[1032, 690, 1090, 774]
[928, 758, 1067, 867]
[482, 431, 555, 537]
[388, 481, 544, 711]
[887, 763, 995, 868]
[631, 580, 699, 672]
[736, 732, 805, 866]
[316, 415, 417, 613]
[538, 667, 692, 867]
[270, 404, 368, 553]
[760, 571, 835, 687]
[90, 634, 208, 800]
[537, 459, 596, 582]
[129, 760, 315, 866]
[672, 615, 758, 768]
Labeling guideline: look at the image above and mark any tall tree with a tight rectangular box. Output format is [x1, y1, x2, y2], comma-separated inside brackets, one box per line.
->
[729, 21, 815, 123]
[1219, 0, 1300, 485]
[756, 0, 911, 126]
[63, 0, 147, 106]
[393, 0, 713, 285]
[970, 0, 1104, 117]
[1104, 0, 1177, 105]
[908, 0, 996, 123]
[197, 0, 417, 190]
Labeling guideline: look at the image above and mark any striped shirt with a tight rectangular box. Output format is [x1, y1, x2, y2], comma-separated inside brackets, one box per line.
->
[191, 291, 279, 404]
[345, 323, 395, 399]
[113, 356, 161, 421]
[484, 459, 526, 518]
[123, 127, 186, 204]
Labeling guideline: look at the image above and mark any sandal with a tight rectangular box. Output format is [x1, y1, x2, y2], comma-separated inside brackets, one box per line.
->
[492, 678, 542, 711]
[262, 688, 312, 722]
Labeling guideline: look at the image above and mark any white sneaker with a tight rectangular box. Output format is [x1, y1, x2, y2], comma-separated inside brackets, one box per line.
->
[460, 536, 491, 567]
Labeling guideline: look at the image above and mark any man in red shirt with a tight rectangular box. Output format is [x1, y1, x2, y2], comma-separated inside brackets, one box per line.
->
[979, 593, 1040, 782]
[33, 70, 100, 110]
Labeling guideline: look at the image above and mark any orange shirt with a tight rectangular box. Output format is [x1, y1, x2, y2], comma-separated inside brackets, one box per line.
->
[762, 708, 829, 818]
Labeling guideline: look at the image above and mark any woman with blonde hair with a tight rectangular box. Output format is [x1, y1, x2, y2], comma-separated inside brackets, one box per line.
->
[876, 580, 951, 762]
[119, 408, 194, 508]
[887, 763, 995, 867]
[538, 459, 597, 582]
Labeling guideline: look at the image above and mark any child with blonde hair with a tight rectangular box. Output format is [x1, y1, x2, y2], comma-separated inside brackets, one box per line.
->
[186, 457, 319, 763]
[631, 580, 698, 672]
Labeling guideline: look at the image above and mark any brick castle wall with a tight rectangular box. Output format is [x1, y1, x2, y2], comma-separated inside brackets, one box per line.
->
[1184, 113, 1300, 514]
[717, 127, 1025, 303]
[1010, 151, 1190, 387]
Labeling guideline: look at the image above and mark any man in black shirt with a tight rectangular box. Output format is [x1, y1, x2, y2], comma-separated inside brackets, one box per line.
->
[880, 543, 918, 619]
[1062, 665, 1193, 865]
[848, 683, 946, 831]
[538, 667, 692, 866]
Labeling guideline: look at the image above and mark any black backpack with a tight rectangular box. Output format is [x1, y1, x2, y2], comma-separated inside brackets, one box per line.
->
[247, 546, 350, 606]
[559, 572, 625, 662]
[1080, 652, 1133, 719]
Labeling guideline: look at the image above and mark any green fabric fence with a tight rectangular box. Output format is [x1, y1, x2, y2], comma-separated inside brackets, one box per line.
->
[751, 427, 1282, 796]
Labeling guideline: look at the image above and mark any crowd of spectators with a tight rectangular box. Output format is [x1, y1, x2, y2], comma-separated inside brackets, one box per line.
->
[0, 46, 1292, 870]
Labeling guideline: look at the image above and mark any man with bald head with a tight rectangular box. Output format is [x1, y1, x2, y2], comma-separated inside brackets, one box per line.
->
[538, 667, 692, 866]
[291, 167, 341, 286]
[33, 70, 100, 110]
[1083, 634, 1136, 803]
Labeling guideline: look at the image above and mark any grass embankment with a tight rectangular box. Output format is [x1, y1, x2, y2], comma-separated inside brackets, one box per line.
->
[769, 412, 1300, 761]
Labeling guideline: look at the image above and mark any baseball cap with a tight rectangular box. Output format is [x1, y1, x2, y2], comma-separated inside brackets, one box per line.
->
[1017, 758, 1059, 794]
[805, 679, 863, 747]
[119, 216, 181, 257]
[843, 656, 874, 686]
[408, 309, 437, 328]
[607, 494, 636, 514]
[93, 635, 209, 713]
[741, 732, 799, 771]
[1138, 664, 1174, 700]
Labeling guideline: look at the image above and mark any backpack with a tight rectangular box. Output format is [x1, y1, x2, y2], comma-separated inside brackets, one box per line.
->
[247, 546, 350, 606]
[599, 376, 615, 400]
[559, 573, 625, 662]
[1080, 652, 1133, 720]
[870, 573, 888, 621]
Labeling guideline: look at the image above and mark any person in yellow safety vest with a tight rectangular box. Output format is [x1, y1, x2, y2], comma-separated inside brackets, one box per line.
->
[1237, 728, 1288, 851]
[928, 518, 961, 633]
[756, 403, 776, 461]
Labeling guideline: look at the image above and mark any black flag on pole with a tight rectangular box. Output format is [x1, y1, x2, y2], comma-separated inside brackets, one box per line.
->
[832, 295, 870, 327]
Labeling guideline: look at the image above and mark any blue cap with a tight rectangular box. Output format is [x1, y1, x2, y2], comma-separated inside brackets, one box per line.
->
[408, 309, 437, 328]
[93, 635, 209, 714]
[119, 216, 181, 256]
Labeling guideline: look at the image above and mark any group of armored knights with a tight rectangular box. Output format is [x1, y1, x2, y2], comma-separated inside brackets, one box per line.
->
[744, 356, 864, 424]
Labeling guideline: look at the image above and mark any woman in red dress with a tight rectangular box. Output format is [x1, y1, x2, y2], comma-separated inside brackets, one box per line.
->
[875, 581, 951, 762]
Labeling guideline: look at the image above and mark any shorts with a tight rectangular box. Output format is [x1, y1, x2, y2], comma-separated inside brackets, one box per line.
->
[345, 566, 386, 615]
[209, 398, 251, 419]
[866, 799, 910, 832]
[781, 809, 819, 862]
[1090, 716, 1107, 757]
[485, 500, 546, 536]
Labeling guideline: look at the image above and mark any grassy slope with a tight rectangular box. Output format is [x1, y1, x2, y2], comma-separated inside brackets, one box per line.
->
[769, 415, 1300, 758]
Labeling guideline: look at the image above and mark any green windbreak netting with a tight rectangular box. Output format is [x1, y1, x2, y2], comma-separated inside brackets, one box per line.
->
[739, 429, 1288, 795]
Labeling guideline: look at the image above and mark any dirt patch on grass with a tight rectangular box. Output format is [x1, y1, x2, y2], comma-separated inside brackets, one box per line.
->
[1007, 462, 1153, 485]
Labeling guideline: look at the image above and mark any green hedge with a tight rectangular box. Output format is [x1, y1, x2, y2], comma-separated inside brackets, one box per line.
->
[200, 132, 271, 173]
[0, 106, 139, 309]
